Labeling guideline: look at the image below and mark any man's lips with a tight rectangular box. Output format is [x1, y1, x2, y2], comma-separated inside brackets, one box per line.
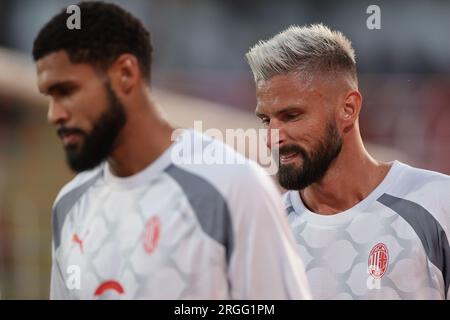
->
[61, 132, 82, 146]
[279, 151, 300, 164]
[57, 128, 84, 146]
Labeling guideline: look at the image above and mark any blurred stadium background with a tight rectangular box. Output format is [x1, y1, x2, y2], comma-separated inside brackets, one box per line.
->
[0, 0, 449, 299]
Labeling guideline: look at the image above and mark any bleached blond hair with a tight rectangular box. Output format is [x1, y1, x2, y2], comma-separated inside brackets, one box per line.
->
[245, 24, 357, 84]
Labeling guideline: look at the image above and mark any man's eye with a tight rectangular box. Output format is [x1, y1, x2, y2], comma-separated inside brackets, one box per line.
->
[261, 118, 270, 125]
[59, 88, 73, 96]
[284, 114, 299, 121]
[53, 87, 76, 98]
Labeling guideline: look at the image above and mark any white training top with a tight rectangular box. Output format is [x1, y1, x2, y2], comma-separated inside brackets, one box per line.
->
[50, 129, 311, 300]
[284, 160, 450, 299]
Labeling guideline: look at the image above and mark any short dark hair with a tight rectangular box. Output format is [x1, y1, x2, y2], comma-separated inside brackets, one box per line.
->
[32, 1, 153, 82]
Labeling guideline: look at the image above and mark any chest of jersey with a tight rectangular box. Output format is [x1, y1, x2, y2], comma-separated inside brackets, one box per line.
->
[290, 203, 444, 299]
[56, 176, 227, 299]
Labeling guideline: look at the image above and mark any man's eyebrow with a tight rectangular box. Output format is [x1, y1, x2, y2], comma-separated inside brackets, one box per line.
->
[274, 105, 306, 116]
[256, 105, 306, 119]
[43, 81, 74, 95]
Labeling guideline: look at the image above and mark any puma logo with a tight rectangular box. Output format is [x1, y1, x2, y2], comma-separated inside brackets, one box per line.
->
[72, 230, 89, 253]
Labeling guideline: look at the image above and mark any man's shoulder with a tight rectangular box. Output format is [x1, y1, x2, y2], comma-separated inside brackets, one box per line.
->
[168, 129, 280, 210]
[173, 129, 270, 186]
[395, 161, 450, 194]
[385, 162, 450, 226]
[53, 165, 103, 208]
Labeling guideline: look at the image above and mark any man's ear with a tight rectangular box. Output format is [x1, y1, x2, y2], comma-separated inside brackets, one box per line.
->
[338, 90, 362, 133]
[107, 54, 141, 95]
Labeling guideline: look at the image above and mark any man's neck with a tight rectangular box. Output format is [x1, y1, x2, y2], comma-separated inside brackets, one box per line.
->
[107, 101, 175, 177]
[299, 144, 391, 215]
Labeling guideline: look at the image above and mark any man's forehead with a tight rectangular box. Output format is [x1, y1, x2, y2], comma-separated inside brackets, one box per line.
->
[256, 74, 313, 107]
[36, 51, 96, 92]
[36, 50, 72, 74]
[36, 51, 69, 88]
[259, 76, 315, 102]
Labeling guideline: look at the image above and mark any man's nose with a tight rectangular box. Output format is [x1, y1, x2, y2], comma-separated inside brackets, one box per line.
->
[266, 119, 286, 150]
[47, 100, 70, 125]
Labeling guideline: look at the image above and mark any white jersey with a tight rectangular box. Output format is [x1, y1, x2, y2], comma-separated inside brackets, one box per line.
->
[50, 129, 310, 300]
[284, 161, 450, 300]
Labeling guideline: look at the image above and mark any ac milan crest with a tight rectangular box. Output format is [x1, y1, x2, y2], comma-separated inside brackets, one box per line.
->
[368, 242, 389, 279]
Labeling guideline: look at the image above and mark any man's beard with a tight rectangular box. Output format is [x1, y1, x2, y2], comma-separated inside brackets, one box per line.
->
[59, 84, 127, 173]
[277, 120, 342, 190]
